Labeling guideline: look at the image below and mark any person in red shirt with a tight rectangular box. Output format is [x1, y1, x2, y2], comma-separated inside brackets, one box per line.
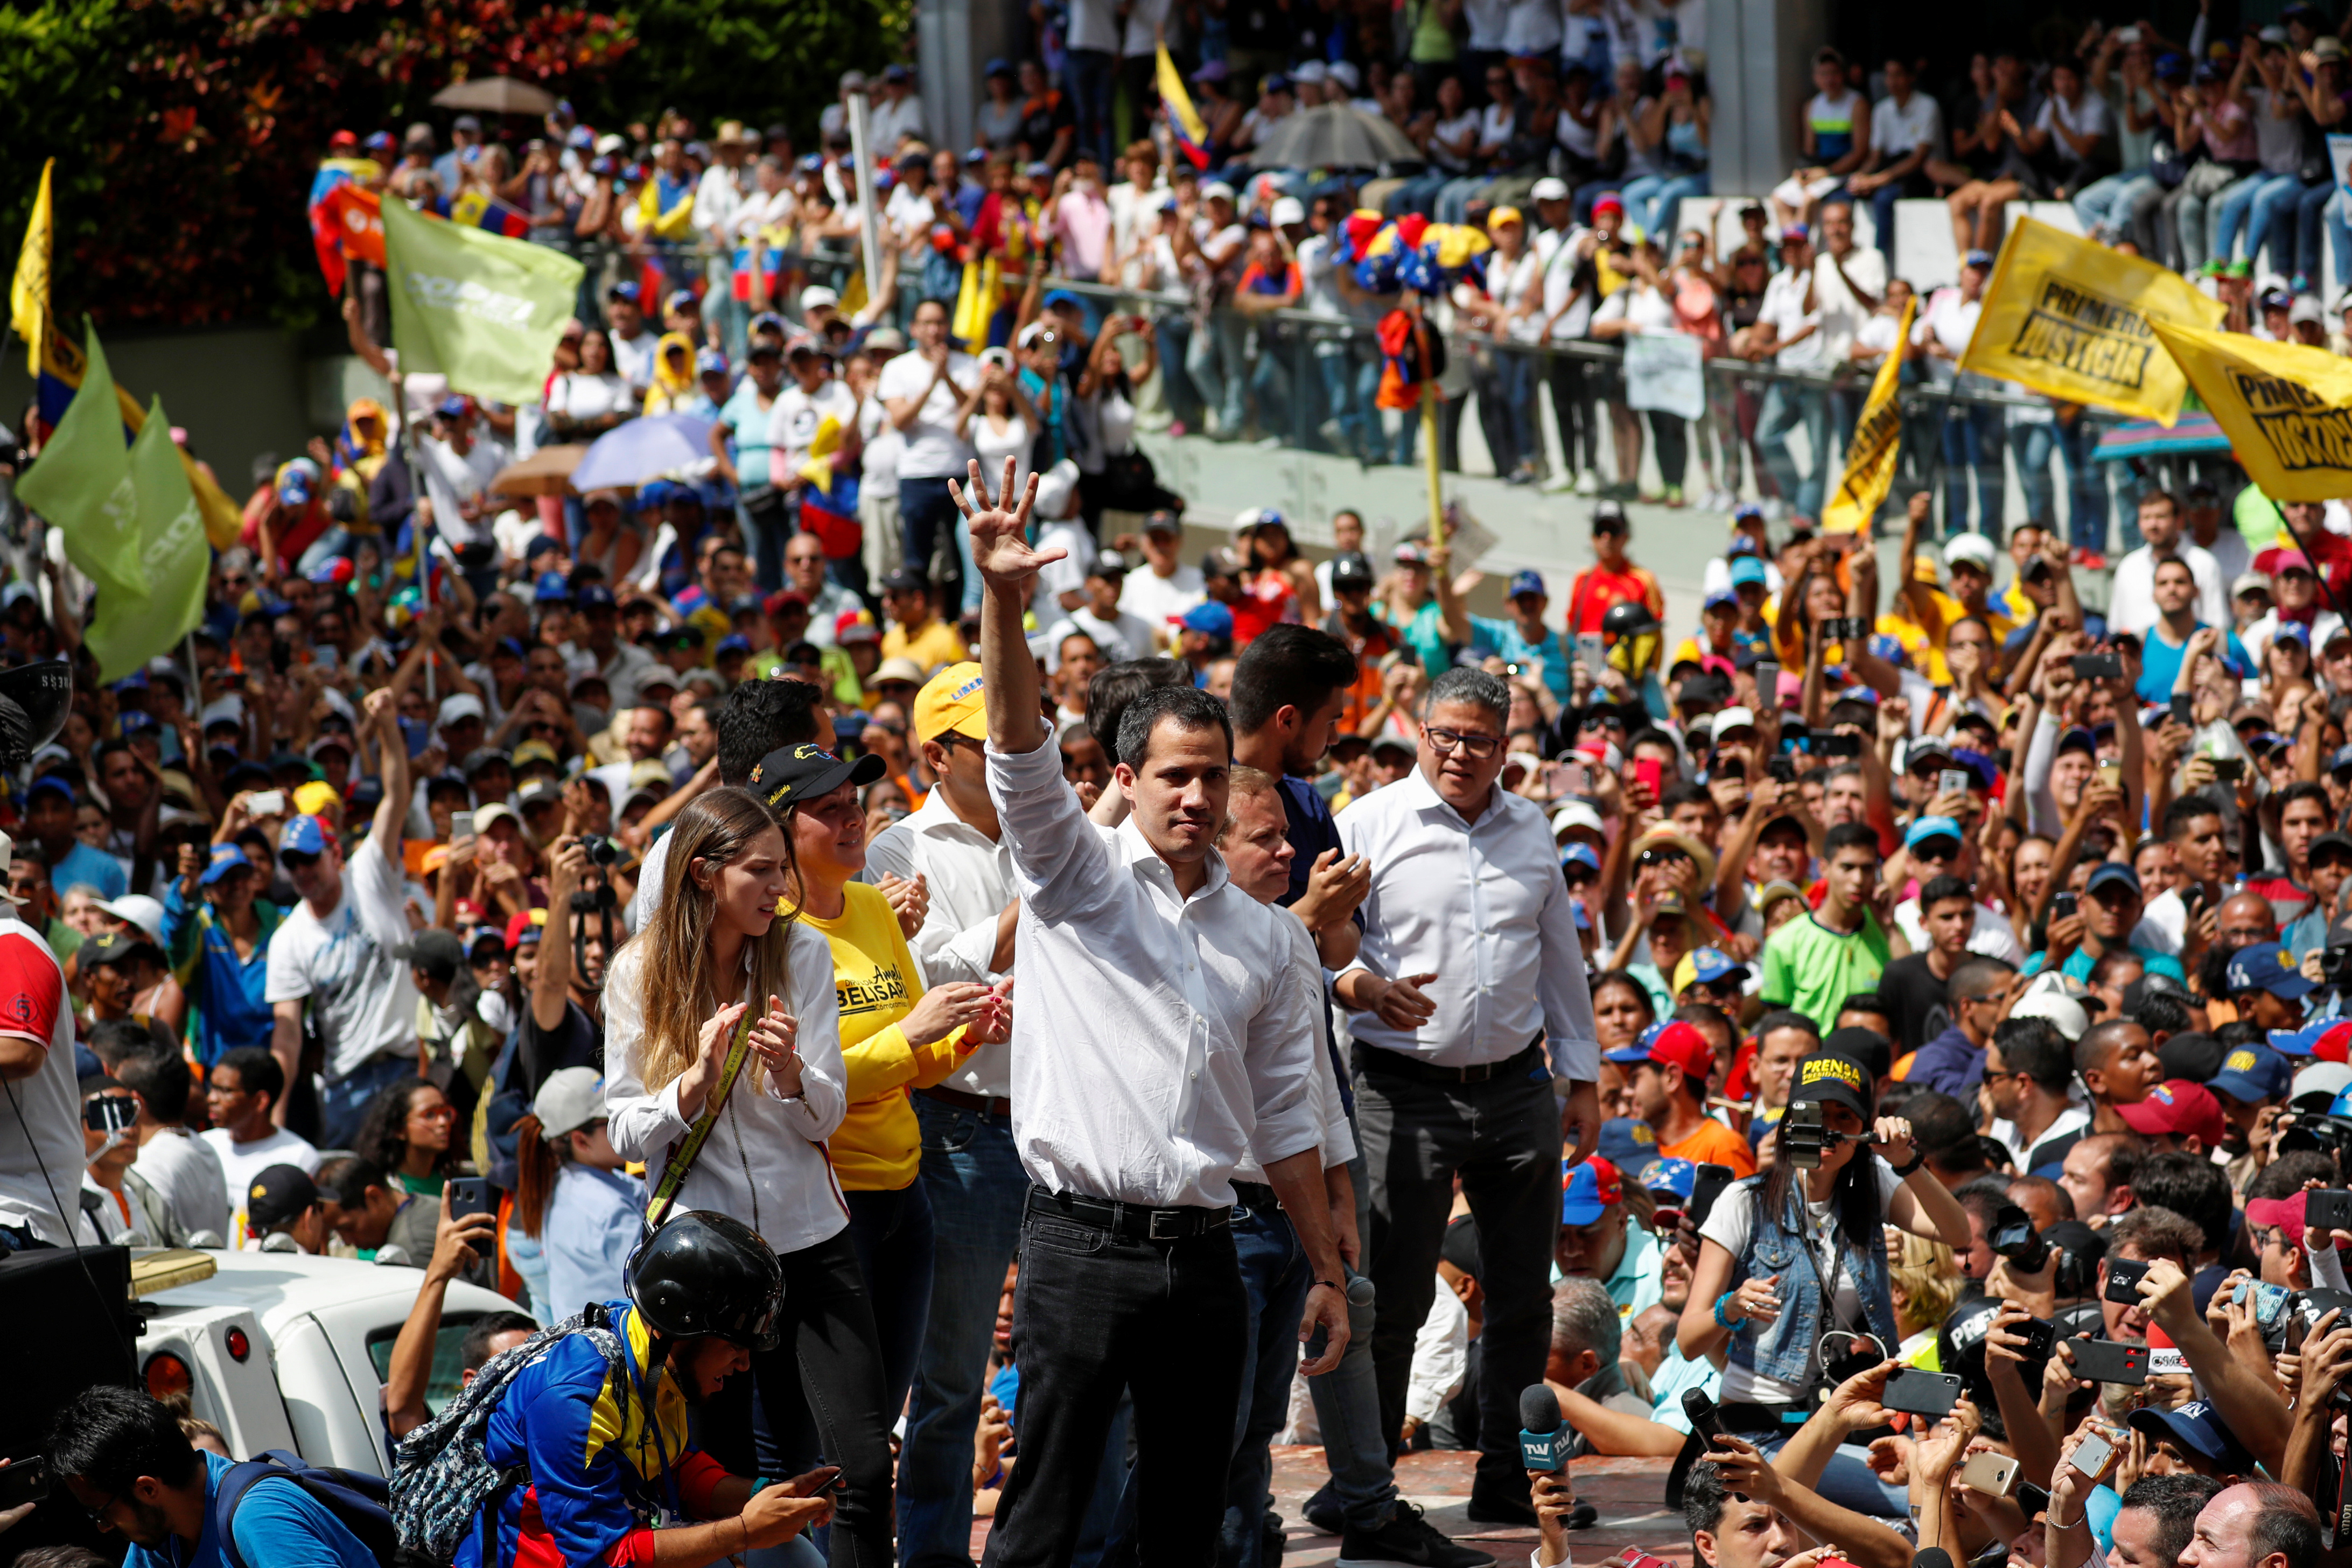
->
[1564, 500, 1665, 636]
[1601, 1018, 1758, 1175]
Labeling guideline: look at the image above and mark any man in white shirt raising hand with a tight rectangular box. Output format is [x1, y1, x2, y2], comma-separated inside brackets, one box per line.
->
[955, 456, 1350, 1568]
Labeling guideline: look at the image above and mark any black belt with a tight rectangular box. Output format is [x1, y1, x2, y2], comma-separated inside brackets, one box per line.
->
[1355, 1038, 1545, 1086]
[920, 1085, 1012, 1119]
[1231, 1181, 1279, 1214]
[1025, 1185, 1233, 1241]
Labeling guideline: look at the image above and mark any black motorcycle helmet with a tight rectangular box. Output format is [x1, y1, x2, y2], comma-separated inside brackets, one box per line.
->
[1600, 598, 1658, 640]
[0, 659, 71, 769]
[626, 1210, 783, 1350]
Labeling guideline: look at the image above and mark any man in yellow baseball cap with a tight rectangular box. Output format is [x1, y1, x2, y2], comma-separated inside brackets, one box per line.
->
[912, 662, 989, 748]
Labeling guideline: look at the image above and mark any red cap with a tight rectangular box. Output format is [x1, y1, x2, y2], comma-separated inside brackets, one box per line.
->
[328, 129, 359, 151]
[1644, 1020, 1716, 1079]
[2116, 1079, 2227, 1147]
[2257, 545, 2319, 577]
[505, 908, 547, 949]
[2246, 1190, 2309, 1235]
[2316, 1023, 2352, 1063]
[763, 589, 809, 619]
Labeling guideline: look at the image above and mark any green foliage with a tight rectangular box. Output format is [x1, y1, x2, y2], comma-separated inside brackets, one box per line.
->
[580, 0, 898, 142]
[0, 0, 901, 337]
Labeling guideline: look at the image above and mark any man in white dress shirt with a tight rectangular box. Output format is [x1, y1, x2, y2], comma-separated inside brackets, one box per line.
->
[958, 457, 1348, 1568]
[1336, 664, 1601, 1528]
[2106, 489, 2226, 640]
[864, 663, 1031, 1568]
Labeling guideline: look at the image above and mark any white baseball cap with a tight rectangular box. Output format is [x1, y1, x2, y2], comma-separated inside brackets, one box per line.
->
[1530, 177, 1572, 203]
[1270, 195, 1307, 227]
[800, 285, 841, 313]
[1201, 180, 1237, 203]
[1550, 801, 1606, 839]
[1944, 533, 1998, 572]
[437, 693, 486, 728]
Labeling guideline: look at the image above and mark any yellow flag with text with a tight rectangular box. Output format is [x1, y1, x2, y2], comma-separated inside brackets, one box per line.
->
[2149, 320, 2352, 501]
[1959, 216, 2223, 425]
[1821, 295, 1916, 534]
[10, 159, 53, 375]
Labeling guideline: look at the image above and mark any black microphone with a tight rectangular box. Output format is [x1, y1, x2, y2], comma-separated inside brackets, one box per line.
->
[1914, 1550, 1955, 1568]
[1519, 1384, 1565, 1471]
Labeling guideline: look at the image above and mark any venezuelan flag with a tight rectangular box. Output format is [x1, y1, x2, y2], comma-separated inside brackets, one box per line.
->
[1157, 43, 1212, 170]
[446, 188, 531, 239]
[306, 157, 381, 294]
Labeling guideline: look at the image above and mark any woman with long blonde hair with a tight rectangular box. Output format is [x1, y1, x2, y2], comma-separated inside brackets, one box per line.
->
[604, 783, 895, 1568]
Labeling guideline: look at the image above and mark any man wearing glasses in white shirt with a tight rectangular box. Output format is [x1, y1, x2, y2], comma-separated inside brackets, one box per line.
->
[953, 456, 1351, 1568]
[1336, 664, 1602, 1529]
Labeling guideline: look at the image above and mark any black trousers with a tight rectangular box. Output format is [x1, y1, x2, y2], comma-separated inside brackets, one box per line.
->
[982, 1202, 1248, 1568]
[1356, 1057, 1560, 1501]
[698, 1228, 898, 1568]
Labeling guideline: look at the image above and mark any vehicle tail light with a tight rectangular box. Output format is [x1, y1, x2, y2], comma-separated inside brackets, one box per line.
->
[224, 1327, 250, 1362]
[144, 1352, 193, 1401]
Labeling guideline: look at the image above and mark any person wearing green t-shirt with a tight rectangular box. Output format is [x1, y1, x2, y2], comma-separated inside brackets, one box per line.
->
[1761, 821, 1893, 1025]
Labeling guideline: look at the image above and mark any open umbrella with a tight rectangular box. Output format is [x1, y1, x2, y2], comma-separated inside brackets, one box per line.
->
[431, 76, 560, 117]
[569, 415, 716, 492]
[1243, 105, 1422, 170]
[489, 444, 588, 498]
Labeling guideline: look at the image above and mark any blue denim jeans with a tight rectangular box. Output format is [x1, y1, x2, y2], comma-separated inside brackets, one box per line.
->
[898, 475, 974, 615]
[2210, 170, 2279, 263]
[1755, 381, 1831, 519]
[2011, 416, 2108, 549]
[317, 1051, 414, 1151]
[1940, 400, 2006, 537]
[1065, 48, 1116, 170]
[1186, 311, 1251, 435]
[899, 1098, 1029, 1568]
[1620, 172, 1710, 243]
[2242, 173, 2312, 274]
[2072, 171, 2156, 242]
[844, 1181, 935, 1419]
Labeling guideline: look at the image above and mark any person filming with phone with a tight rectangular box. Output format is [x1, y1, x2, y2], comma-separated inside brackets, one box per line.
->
[1676, 1051, 1970, 1481]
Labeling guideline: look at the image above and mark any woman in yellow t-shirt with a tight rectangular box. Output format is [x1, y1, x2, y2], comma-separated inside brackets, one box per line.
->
[780, 743, 1010, 1412]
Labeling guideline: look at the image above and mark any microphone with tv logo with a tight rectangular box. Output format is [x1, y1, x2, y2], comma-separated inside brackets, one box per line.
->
[1520, 1385, 1566, 1471]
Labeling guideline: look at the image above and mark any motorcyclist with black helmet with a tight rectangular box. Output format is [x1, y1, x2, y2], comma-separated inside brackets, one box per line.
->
[447, 1209, 837, 1568]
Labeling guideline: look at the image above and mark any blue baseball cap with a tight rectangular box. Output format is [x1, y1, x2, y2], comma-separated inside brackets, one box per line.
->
[1041, 288, 1084, 312]
[1639, 1156, 1698, 1201]
[1559, 841, 1601, 873]
[278, 467, 314, 506]
[1560, 1156, 1625, 1224]
[716, 633, 753, 656]
[1704, 588, 1739, 612]
[199, 844, 254, 886]
[1508, 569, 1547, 599]
[666, 287, 698, 314]
[25, 774, 74, 804]
[1687, 947, 1748, 987]
[696, 347, 729, 376]
[1732, 501, 1765, 522]
[607, 280, 641, 303]
[118, 711, 158, 736]
[2269, 1020, 2345, 1058]
[2127, 1400, 2252, 1470]
[278, 815, 332, 860]
[1594, 1116, 1660, 1166]
[1729, 556, 1768, 588]
[575, 584, 618, 612]
[1905, 815, 1963, 851]
[2209, 1042, 2292, 1104]
[1180, 601, 1235, 637]
[2085, 862, 2143, 899]
[534, 571, 572, 604]
[2229, 946, 2316, 999]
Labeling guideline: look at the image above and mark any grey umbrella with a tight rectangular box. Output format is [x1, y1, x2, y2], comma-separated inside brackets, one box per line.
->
[431, 76, 561, 116]
[1243, 104, 1423, 169]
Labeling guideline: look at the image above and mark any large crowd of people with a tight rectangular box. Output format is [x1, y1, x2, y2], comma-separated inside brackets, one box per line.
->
[22, 10, 2352, 1568]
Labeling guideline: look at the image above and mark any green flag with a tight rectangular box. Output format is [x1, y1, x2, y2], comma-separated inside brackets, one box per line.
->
[15, 323, 150, 605]
[86, 398, 211, 683]
[382, 195, 584, 405]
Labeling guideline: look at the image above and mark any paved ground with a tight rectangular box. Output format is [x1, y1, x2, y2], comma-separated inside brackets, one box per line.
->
[970, 1450, 1686, 1567]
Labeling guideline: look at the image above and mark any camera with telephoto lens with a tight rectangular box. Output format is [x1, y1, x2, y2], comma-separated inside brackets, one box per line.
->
[1989, 1204, 2097, 1296]
[2276, 1112, 2352, 1161]
[1781, 1100, 1852, 1170]
[2324, 946, 2352, 988]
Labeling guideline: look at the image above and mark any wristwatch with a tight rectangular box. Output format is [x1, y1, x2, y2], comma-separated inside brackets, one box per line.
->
[1889, 1148, 1927, 1178]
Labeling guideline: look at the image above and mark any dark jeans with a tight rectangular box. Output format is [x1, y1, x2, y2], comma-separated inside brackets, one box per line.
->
[1356, 1055, 1560, 1502]
[981, 1197, 1248, 1568]
[725, 1229, 899, 1568]
[898, 475, 964, 607]
[1548, 354, 1599, 476]
[844, 1181, 935, 1420]
[900, 1100, 1028, 1568]
[1066, 48, 1116, 170]
[1098, 1196, 1311, 1568]
[744, 488, 792, 593]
